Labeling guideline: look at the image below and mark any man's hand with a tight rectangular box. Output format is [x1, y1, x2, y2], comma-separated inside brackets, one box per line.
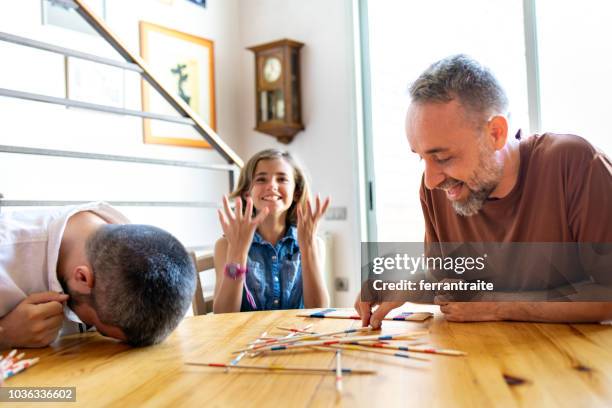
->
[354, 291, 404, 329]
[0, 292, 68, 348]
[435, 296, 503, 322]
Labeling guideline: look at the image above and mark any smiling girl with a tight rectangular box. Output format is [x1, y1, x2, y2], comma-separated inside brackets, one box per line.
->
[213, 149, 330, 313]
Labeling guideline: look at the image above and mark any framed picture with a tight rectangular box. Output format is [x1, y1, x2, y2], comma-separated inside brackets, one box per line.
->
[65, 56, 125, 108]
[187, 0, 206, 7]
[41, 0, 106, 35]
[139, 21, 216, 148]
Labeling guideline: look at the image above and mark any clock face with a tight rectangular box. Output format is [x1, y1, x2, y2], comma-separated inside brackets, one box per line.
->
[263, 57, 282, 83]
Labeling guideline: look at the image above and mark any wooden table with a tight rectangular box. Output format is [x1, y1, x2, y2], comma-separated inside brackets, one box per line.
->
[2, 305, 612, 407]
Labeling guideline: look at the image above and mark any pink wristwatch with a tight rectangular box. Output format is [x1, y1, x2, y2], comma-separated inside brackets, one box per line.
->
[224, 263, 248, 280]
[224, 263, 257, 310]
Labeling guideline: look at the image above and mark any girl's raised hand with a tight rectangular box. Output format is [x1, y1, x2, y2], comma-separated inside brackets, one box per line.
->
[217, 195, 269, 257]
[296, 195, 331, 248]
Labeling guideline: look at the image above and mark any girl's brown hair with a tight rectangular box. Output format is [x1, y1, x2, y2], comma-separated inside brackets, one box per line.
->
[229, 149, 310, 226]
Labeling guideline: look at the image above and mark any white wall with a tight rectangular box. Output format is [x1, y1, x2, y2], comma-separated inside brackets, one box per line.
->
[236, 0, 361, 306]
[0, 0, 243, 248]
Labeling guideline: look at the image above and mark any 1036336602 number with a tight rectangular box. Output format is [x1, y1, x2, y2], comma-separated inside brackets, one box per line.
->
[0, 387, 76, 402]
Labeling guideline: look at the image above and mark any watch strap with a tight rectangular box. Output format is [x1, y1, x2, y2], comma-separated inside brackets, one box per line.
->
[224, 263, 248, 280]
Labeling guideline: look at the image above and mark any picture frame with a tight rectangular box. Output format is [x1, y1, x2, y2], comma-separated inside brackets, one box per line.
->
[187, 0, 206, 8]
[65, 56, 125, 108]
[139, 21, 216, 148]
[41, 0, 106, 35]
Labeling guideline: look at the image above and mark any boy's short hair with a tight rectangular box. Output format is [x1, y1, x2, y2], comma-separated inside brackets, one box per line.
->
[86, 224, 196, 346]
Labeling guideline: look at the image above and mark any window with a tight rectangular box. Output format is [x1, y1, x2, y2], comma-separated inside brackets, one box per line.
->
[536, 0, 612, 154]
[364, 0, 529, 241]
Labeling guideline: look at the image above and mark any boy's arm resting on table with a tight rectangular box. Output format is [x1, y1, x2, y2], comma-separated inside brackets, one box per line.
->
[300, 236, 330, 308]
[0, 292, 68, 349]
[212, 237, 246, 314]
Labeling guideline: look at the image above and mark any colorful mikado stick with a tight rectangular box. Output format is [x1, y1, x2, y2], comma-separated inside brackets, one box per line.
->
[239, 327, 376, 353]
[231, 330, 268, 366]
[276, 326, 317, 334]
[246, 324, 315, 347]
[335, 350, 343, 393]
[277, 324, 314, 342]
[247, 324, 314, 358]
[186, 362, 376, 375]
[355, 341, 467, 356]
[3, 358, 39, 380]
[246, 332, 421, 353]
[10, 358, 39, 370]
[249, 325, 363, 348]
[320, 344, 430, 362]
[0, 349, 18, 369]
[1, 353, 16, 373]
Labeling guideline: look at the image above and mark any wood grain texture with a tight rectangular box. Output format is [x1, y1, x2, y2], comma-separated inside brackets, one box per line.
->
[3, 306, 612, 407]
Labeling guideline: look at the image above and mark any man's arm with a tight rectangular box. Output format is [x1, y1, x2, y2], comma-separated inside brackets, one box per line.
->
[437, 300, 612, 323]
[501, 302, 612, 322]
[0, 292, 68, 349]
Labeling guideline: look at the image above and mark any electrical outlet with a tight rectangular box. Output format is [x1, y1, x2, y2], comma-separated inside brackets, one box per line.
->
[334, 277, 349, 292]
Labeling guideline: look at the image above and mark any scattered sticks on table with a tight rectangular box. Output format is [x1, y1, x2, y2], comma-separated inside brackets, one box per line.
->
[1, 349, 39, 380]
[240, 326, 377, 353]
[185, 318, 465, 392]
[242, 332, 426, 354]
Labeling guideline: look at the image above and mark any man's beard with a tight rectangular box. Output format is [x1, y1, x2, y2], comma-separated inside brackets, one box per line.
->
[439, 144, 503, 217]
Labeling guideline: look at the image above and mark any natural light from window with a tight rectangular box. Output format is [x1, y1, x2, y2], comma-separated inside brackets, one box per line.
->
[367, 0, 529, 241]
[536, 0, 612, 154]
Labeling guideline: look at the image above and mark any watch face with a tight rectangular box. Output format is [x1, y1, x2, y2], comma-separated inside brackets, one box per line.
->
[227, 264, 238, 278]
[263, 57, 282, 83]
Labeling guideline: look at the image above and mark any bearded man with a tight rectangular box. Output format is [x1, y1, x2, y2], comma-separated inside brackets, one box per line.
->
[356, 55, 612, 328]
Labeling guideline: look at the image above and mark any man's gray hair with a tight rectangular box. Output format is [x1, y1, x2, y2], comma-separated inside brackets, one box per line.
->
[409, 54, 509, 119]
[86, 224, 196, 346]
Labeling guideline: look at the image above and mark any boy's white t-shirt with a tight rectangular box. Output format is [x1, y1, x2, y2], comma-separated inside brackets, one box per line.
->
[0, 202, 129, 334]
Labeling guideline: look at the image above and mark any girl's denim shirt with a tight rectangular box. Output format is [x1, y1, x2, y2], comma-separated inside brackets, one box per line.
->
[240, 225, 304, 311]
